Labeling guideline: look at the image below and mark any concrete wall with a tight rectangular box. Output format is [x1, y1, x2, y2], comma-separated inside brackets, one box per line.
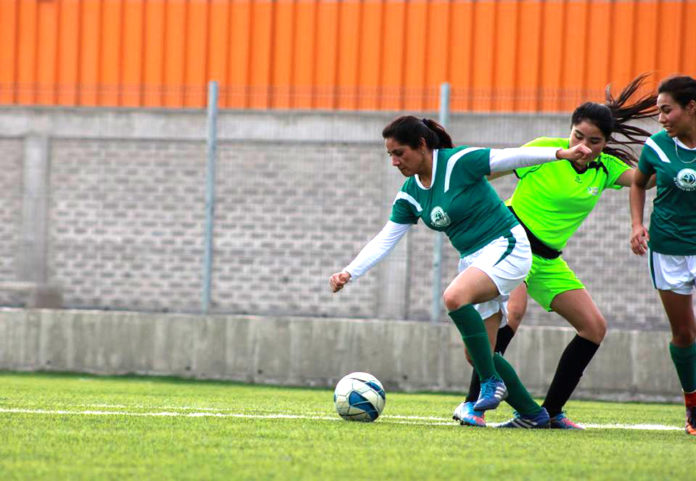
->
[0, 107, 667, 331]
[0, 309, 681, 402]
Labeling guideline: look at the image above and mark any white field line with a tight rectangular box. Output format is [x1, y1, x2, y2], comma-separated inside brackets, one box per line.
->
[0, 407, 683, 431]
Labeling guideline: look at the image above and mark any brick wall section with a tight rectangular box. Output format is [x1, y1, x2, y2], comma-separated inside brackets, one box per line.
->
[0, 139, 23, 305]
[0, 108, 668, 330]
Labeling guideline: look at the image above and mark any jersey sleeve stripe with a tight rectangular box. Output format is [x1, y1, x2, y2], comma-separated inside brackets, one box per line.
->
[444, 147, 483, 193]
[393, 191, 423, 213]
[646, 138, 671, 164]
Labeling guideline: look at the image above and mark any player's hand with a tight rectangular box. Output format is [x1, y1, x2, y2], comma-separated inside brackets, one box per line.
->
[630, 224, 649, 255]
[556, 144, 592, 163]
[329, 271, 351, 293]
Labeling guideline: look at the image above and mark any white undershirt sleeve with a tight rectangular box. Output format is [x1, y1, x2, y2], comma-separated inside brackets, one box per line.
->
[488, 147, 560, 173]
[343, 221, 412, 281]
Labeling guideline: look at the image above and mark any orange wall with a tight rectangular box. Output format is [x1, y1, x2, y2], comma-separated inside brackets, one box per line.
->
[1, 0, 695, 112]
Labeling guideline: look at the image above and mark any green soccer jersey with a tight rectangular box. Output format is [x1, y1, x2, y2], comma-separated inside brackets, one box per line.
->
[638, 130, 696, 255]
[510, 137, 630, 251]
[389, 146, 518, 257]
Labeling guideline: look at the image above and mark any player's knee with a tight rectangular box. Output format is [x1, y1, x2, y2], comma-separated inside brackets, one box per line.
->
[442, 287, 466, 312]
[506, 306, 525, 331]
[582, 316, 607, 344]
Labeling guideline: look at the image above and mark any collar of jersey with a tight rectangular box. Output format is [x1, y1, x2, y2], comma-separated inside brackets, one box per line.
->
[568, 159, 602, 175]
[415, 149, 438, 190]
[674, 136, 696, 151]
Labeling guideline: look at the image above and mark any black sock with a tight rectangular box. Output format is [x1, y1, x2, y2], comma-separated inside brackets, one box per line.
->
[542, 335, 600, 417]
[464, 325, 517, 403]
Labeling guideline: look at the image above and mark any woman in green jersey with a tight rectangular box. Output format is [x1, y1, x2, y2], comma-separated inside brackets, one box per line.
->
[330, 115, 592, 427]
[630, 75, 696, 436]
[456, 75, 658, 429]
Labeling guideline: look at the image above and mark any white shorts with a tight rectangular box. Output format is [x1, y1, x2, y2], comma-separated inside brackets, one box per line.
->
[457, 224, 531, 325]
[649, 249, 696, 295]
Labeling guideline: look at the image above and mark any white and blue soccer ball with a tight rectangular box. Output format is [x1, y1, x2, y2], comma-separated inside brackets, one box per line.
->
[333, 372, 386, 422]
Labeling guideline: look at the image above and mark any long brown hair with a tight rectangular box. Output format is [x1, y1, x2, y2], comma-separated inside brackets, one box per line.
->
[382, 115, 454, 150]
[571, 73, 657, 166]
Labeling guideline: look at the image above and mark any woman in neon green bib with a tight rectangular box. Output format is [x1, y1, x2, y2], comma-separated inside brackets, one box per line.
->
[456, 75, 658, 429]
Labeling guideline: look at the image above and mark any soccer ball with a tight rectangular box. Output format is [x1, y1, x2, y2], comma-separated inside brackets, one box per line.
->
[333, 372, 386, 422]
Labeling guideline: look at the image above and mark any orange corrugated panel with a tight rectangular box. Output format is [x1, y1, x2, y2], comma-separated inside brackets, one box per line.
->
[100, 0, 123, 106]
[79, 0, 101, 106]
[425, 0, 451, 112]
[657, 1, 684, 78]
[336, 0, 361, 110]
[358, 0, 384, 111]
[36, 0, 58, 105]
[538, 0, 564, 112]
[514, 0, 542, 112]
[163, 0, 186, 107]
[683, 2, 696, 76]
[57, 0, 80, 106]
[227, 0, 251, 108]
[293, 0, 316, 108]
[471, 1, 496, 111]
[248, 0, 273, 108]
[208, 1, 230, 104]
[632, 2, 658, 92]
[0, 0, 18, 104]
[143, 0, 166, 107]
[270, 0, 293, 109]
[493, 0, 519, 112]
[121, 0, 145, 107]
[380, 0, 406, 111]
[585, 1, 612, 101]
[559, 0, 588, 111]
[314, 0, 339, 110]
[403, 0, 427, 112]
[448, 0, 474, 112]
[184, 0, 208, 107]
[16, 0, 38, 105]
[609, 1, 636, 90]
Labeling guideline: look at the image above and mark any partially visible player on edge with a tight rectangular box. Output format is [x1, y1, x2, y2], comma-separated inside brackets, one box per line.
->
[630, 75, 696, 436]
[455, 74, 658, 430]
[329, 115, 592, 428]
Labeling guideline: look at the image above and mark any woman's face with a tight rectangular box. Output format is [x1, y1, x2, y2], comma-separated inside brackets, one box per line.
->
[569, 120, 607, 167]
[657, 92, 696, 139]
[385, 137, 427, 177]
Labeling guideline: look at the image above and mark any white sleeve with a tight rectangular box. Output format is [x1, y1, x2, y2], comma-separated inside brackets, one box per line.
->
[343, 221, 411, 281]
[488, 147, 560, 173]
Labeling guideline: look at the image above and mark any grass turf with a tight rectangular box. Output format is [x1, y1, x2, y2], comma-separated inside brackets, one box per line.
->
[0, 372, 691, 481]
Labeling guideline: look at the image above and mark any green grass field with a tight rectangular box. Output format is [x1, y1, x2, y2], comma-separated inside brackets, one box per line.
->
[0, 372, 691, 481]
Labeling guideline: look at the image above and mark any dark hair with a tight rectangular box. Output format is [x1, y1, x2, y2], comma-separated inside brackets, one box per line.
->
[658, 75, 696, 108]
[571, 73, 657, 166]
[382, 116, 454, 150]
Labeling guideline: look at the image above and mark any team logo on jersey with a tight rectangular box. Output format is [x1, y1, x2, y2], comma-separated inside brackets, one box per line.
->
[430, 206, 451, 228]
[675, 169, 696, 191]
[587, 187, 599, 196]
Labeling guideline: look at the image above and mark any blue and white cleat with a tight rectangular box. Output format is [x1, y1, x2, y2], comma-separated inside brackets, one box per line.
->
[473, 377, 508, 412]
[497, 407, 550, 429]
[453, 401, 486, 427]
[549, 412, 584, 430]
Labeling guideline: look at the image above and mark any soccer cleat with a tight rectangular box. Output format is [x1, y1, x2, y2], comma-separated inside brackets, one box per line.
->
[497, 407, 550, 429]
[453, 401, 486, 427]
[549, 412, 584, 430]
[473, 377, 508, 412]
[685, 391, 696, 436]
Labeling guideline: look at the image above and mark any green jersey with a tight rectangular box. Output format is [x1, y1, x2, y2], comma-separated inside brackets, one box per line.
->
[638, 130, 696, 255]
[390, 146, 518, 257]
[510, 137, 630, 251]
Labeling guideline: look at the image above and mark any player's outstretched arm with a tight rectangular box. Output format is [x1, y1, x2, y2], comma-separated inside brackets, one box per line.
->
[629, 168, 651, 256]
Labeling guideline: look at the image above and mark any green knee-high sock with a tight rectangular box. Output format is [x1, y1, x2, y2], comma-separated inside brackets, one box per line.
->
[493, 353, 541, 416]
[449, 304, 499, 381]
[669, 342, 696, 393]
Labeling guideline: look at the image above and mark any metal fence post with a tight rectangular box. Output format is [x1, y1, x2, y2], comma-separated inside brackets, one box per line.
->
[430, 82, 450, 323]
[202, 80, 219, 315]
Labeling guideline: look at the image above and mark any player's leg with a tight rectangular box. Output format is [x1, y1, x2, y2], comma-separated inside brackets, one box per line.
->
[658, 289, 696, 435]
[541, 288, 604, 429]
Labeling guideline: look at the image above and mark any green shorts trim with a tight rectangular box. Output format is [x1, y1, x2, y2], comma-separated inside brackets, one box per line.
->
[526, 254, 585, 311]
